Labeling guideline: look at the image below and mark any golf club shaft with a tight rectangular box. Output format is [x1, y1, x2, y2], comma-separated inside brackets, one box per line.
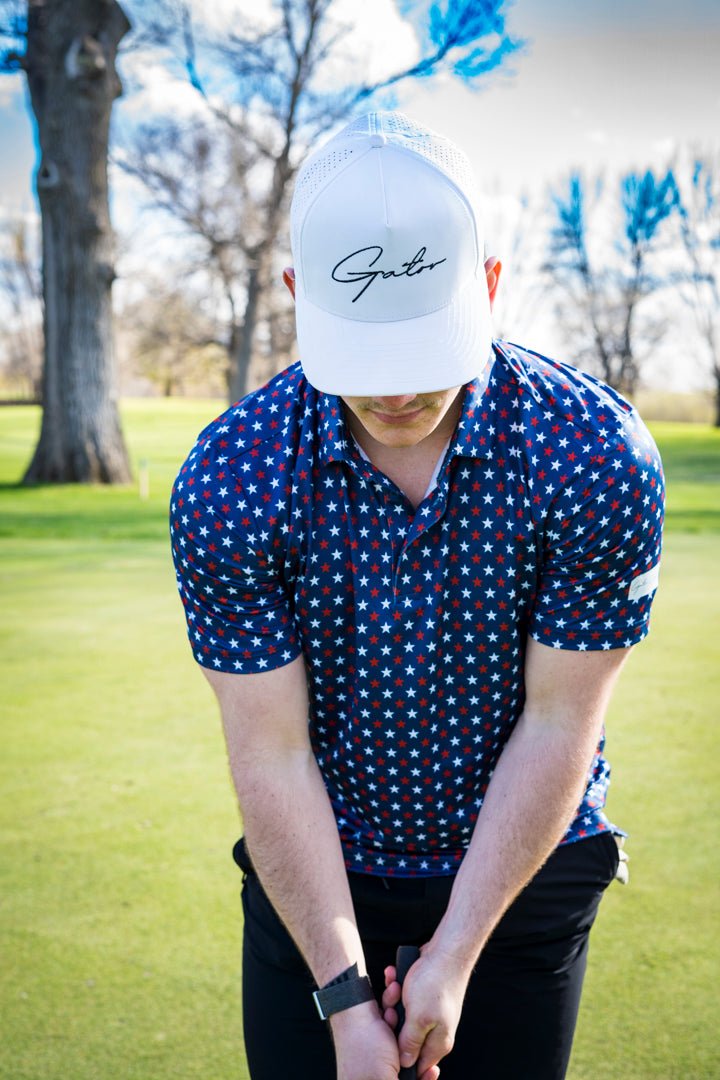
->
[396, 945, 421, 1080]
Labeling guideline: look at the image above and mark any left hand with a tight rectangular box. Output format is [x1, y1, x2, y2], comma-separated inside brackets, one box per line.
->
[381, 946, 469, 1080]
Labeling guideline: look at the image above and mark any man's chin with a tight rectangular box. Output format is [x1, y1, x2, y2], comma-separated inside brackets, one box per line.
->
[369, 425, 433, 449]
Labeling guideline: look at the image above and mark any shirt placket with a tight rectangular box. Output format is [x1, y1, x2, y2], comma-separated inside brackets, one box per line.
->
[392, 463, 453, 606]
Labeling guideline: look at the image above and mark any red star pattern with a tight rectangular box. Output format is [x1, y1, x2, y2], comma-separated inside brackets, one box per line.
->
[170, 342, 664, 876]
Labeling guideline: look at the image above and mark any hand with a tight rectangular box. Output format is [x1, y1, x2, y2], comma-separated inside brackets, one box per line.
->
[382, 946, 469, 1080]
[330, 999, 401, 1080]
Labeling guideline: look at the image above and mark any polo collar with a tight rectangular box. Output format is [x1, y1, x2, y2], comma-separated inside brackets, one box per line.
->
[316, 349, 498, 470]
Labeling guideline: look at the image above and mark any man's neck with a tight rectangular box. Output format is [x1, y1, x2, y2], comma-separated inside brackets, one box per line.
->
[346, 397, 462, 510]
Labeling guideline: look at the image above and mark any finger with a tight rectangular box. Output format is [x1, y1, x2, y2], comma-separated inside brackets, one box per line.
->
[414, 1026, 455, 1079]
[382, 981, 401, 1011]
[382, 1004, 399, 1030]
[398, 1029, 427, 1073]
[399, 1018, 450, 1075]
[419, 1068, 440, 1080]
[384, 964, 397, 988]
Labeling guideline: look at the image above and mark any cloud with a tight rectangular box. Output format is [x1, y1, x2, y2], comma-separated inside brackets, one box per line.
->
[652, 136, 677, 158]
[0, 74, 25, 109]
[117, 0, 420, 128]
[327, 0, 419, 84]
[117, 51, 209, 121]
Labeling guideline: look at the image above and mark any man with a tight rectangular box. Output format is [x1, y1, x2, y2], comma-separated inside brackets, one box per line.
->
[170, 112, 664, 1080]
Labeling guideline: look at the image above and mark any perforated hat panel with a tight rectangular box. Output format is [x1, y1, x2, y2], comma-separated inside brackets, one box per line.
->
[290, 111, 480, 262]
[290, 145, 357, 248]
[288, 110, 493, 395]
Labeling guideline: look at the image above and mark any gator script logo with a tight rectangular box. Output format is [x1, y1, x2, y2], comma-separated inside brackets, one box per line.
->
[331, 245, 447, 302]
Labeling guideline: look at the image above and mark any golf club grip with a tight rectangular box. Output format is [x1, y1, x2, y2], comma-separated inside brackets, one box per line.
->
[396, 945, 421, 1080]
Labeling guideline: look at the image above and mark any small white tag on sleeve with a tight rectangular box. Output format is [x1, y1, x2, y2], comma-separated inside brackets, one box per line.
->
[628, 564, 660, 601]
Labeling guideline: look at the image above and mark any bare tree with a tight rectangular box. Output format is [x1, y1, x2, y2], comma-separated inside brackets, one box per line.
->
[676, 150, 720, 426]
[119, 279, 228, 397]
[1, 0, 132, 483]
[119, 0, 524, 403]
[0, 216, 43, 399]
[546, 168, 680, 396]
[485, 188, 551, 345]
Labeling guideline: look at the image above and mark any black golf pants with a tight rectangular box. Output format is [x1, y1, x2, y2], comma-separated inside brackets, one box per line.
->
[236, 832, 620, 1080]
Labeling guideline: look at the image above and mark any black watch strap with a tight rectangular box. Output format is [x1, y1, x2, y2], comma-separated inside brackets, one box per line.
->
[312, 962, 375, 1020]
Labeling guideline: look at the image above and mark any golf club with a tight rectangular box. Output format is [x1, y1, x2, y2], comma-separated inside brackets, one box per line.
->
[396, 945, 421, 1080]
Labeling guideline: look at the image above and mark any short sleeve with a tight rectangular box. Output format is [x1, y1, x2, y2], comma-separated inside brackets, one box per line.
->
[529, 417, 664, 651]
[170, 449, 301, 674]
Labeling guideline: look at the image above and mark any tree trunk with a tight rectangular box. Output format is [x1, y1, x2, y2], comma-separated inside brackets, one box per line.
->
[22, 0, 132, 484]
[229, 261, 263, 405]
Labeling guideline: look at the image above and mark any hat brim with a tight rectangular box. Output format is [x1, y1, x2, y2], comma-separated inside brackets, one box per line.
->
[295, 272, 493, 397]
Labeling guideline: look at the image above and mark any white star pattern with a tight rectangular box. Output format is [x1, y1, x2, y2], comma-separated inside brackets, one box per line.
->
[170, 343, 664, 876]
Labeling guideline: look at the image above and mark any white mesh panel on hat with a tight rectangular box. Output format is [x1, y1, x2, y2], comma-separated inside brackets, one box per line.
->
[378, 113, 479, 202]
[290, 112, 480, 261]
[338, 114, 374, 137]
[290, 117, 372, 254]
[291, 145, 357, 240]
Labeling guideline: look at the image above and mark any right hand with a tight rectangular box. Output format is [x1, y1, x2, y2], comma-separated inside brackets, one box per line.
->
[330, 1000, 402, 1080]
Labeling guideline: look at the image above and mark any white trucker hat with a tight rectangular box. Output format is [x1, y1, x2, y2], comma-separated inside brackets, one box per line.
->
[290, 111, 492, 396]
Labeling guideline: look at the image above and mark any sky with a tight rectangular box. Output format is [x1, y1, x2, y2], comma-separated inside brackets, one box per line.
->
[404, 0, 720, 197]
[0, 0, 718, 388]
[2, 0, 718, 213]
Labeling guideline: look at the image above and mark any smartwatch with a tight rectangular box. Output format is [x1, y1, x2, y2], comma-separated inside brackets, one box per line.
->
[312, 962, 375, 1020]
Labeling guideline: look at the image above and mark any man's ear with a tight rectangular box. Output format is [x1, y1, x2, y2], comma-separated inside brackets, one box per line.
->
[484, 257, 502, 310]
[283, 266, 296, 301]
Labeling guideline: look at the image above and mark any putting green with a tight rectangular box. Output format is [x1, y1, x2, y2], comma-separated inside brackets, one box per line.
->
[1, 404, 718, 1080]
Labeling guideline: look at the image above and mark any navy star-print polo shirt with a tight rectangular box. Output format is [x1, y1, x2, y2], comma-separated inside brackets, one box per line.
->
[170, 341, 664, 877]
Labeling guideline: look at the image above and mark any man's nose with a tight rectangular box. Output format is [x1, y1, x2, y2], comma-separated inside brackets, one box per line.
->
[373, 395, 419, 410]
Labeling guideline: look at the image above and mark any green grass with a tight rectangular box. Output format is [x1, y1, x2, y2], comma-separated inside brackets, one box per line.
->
[1, 401, 244, 1080]
[568, 529, 720, 1080]
[1, 405, 719, 1080]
